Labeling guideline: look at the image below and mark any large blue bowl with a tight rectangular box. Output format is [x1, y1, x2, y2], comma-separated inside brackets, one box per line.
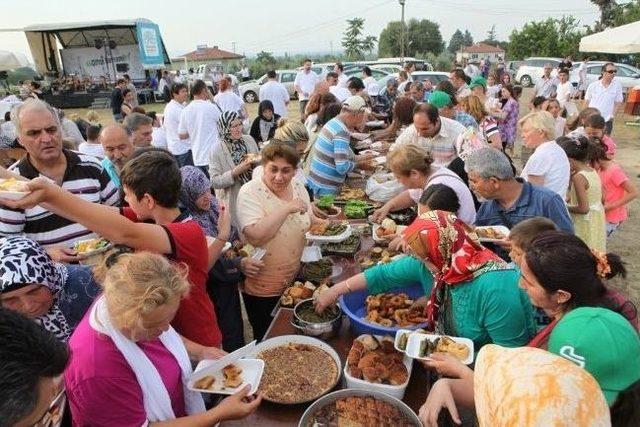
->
[339, 283, 429, 336]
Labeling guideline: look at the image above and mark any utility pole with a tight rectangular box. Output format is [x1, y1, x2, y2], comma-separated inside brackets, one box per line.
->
[232, 41, 236, 53]
[399, 0, 406, 60]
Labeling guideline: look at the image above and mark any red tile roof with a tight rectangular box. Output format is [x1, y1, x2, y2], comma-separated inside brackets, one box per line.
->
[460, 43, 505, 54]
[180, 45, 244, 61]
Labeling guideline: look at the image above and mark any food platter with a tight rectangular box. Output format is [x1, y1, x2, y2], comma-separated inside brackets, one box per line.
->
[404, 332, 474, 365]
[250, 335, 342, 404]
[474, 225, 510, 242]
[306, 223, 352, 243]
[73, 238, 112, 259]
[0, 178, 30, 200]
[188, 359, 264, 395]
[298, 389, 421, 427]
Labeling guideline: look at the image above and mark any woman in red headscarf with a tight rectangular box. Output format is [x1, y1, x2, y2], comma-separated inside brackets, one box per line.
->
[316, 210, 536, 349]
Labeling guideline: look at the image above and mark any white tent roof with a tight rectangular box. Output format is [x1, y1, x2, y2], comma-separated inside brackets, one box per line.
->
[579, 20, 640, 54]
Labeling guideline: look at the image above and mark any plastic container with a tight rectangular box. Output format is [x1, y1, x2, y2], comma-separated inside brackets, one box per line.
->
[306, 224, 352, 243]
[474, 225, 510, 243]
[343, 335, 413, 399]
[188, 358, 264, 395]
[405, 332, 475, 365]
[393, 328, 427, 353]
[339, 284, 428, 336]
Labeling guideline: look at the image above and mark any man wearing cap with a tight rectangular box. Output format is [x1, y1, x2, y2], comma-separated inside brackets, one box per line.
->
[307, 96, 374, 196]
[391, 103, 465, 167]
[548, 306, 640, 406]
[469, 76, 500, 111]
[531, 63, 558, 103]
[428, 90, 478, 129]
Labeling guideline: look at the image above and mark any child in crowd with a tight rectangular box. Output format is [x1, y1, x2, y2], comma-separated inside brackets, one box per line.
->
[558, 136, 606, 251]
[545, 99, 565, 138]
[507, 217, 558, 267]
[592, 140, 639, 236]
[584, 113, 616, 158]
[566, 107, 599, 136]
[418, 183, 461, 215]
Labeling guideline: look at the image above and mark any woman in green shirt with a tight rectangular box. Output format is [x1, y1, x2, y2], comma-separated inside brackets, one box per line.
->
[316, 210, 536, 350]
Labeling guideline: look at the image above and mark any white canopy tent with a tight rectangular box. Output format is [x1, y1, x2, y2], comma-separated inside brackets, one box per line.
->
[0, 50, 30, 71]
[579, 20, 640, 54]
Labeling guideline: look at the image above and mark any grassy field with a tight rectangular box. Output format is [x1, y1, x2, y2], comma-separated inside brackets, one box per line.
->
[64, 93, 640, 306]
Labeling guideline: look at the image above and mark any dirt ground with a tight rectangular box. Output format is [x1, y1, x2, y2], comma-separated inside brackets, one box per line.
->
[65, 91, 640, 306]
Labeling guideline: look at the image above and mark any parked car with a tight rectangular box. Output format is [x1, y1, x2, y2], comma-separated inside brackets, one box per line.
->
[515, 57, 563, 87]
[376, 71, 449, 95]
[505, 61, 523, 80]
[239, 69, 298, 103]
[570, 61, 640, 93]
[343, 67, 390, 80]
[371, 64, 404, 74]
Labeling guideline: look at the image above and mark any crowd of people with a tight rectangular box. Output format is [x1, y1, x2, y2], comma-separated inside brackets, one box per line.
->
[0, 53, 638, 427]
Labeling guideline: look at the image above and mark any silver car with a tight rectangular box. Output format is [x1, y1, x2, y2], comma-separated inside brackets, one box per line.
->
[239, 69, 298, 103]
[570, 61, 640, 93]
[515, 57, 563, 87]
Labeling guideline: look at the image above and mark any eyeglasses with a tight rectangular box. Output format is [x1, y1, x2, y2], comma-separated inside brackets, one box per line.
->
[605, 69, 617, 74]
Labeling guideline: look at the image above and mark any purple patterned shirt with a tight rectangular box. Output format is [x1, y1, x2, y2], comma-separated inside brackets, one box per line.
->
[498, 98, 519, 144]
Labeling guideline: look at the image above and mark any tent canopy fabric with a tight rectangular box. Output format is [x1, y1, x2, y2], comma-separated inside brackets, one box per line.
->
[0, 50, 30, 71]
[23, 18, 170, 75]
[579, 20, 640, 54]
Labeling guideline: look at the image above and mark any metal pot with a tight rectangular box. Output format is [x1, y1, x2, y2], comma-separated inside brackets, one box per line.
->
[298, 389, 422, 427]
[291, 298, 342, 341]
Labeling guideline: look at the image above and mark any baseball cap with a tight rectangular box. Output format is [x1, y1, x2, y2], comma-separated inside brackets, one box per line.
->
[342, 95, 368, 113]
[427, 90, 453, 109]
[548, 306, 640, 405]
[469, 76, 487, 90]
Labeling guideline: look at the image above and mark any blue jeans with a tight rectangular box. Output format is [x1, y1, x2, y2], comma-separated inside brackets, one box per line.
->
[174, 151, 194, 167]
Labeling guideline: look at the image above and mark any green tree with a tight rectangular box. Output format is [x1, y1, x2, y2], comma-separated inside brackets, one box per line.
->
[507, 16, 584, 60]
[448, 29, 465, 53]
[250, 50, 277, 76]
[463, 30, 474, 46]
[378, 21, 403, 57]
[591, 0, 618, 30]
[342, 18, 377, 60]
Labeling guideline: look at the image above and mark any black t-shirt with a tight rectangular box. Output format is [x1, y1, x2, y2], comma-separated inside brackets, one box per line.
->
[110, 87, 123, 114]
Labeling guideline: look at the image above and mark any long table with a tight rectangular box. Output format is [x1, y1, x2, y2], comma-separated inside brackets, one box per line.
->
[222, 213, 431, 426]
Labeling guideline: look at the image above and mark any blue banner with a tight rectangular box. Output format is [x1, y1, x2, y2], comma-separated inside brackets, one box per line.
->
[135, 20, 165, 69]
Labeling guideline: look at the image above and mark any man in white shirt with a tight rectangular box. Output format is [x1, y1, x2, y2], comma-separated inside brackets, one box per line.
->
[240, 65, 250, 82]
[391, 103, 466, 167]
[294, 59, 319, 118]
[178, 80, 221, 176]
[327, 72, 351, 102]
[259, 70, 290, 118]
[555, 68, 574, 109]
[334, 62, 349, 88]
[584, 62, 624, 135]
[531, 64, 558, 103]
[163, 83, 192, 167]
[361, 66, 380, 97]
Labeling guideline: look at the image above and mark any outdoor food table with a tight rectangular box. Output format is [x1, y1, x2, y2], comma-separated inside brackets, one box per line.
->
[222, 184, 432, 426]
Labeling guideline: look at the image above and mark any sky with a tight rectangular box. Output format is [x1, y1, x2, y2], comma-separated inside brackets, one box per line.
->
[0, 0, 601, 60]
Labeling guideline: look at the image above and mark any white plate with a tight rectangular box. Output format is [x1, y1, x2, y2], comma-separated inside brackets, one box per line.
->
[405, 333, 475, 365]
[73, 239, 112, 259]
[189, 358, 263, 395]
[372, 224, 405, 243]
[301, 245, 323, 263]
[344, 335, 413, 399]
[251, 247, 267, 260]
[474, 225, 510, 243]
[306, 224, 352, 243]
[365, 120, 385, 128]
[0, 190, 30, 200]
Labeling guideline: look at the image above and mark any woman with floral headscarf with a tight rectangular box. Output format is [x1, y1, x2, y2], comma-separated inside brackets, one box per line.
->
[0, 236, 101, 341]
[180, 166, 263, 351]
[316, 210, 536, 349]
[209, 110, 259, 226]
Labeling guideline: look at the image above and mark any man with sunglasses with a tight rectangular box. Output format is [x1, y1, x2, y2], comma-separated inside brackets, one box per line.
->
[585, 62, 624, 135]
[0, 100, 119, 262]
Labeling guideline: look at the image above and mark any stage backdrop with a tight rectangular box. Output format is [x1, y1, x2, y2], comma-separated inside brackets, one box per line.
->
[60, 44, 145, 81]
